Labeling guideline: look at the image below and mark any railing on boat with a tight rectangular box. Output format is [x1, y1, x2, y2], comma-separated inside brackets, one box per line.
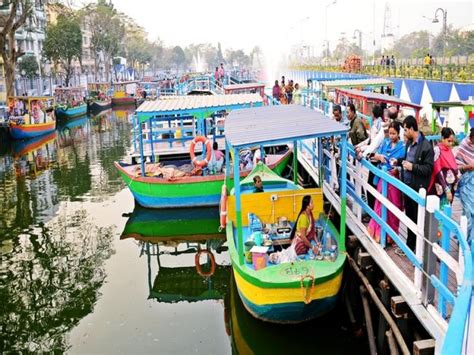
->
[295, 98, 473, 354]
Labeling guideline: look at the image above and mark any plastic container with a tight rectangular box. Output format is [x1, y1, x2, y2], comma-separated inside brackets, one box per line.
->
[244, 240, 255, 263]
[252, 252, 267, 270]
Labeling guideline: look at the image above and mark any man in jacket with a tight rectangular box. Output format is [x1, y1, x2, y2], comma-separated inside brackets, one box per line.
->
[348, 103, 368, 146]
[395, 115, 434, 251]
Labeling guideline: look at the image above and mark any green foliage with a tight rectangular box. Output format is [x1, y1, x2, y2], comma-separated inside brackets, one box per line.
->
[18, 55, 38, 78]
[225, 49, 250, 68]
[392, 31, 431, 58]
[171, 46, 186, 70]
[43, 14, 82, 85]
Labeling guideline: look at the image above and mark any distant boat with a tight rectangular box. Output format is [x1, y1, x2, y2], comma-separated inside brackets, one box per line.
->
[7, 96, 56, 139]
[54, 87, 88, 119]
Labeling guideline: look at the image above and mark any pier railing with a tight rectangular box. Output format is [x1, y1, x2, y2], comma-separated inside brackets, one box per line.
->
[296, 99, 473, 354]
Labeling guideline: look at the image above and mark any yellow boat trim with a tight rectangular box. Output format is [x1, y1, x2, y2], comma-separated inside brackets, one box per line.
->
[234, 269, 342, 306]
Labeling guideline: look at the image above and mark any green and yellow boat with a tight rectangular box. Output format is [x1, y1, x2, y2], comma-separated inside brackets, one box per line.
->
[223, 105, 349, 323]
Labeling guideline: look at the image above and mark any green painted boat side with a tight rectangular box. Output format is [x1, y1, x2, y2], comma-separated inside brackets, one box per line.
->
[226, 217, 345, 289]
[115, 151, 292, 200]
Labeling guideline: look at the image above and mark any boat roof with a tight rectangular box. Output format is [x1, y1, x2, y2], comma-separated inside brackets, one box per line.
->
[223, 83, 265, 90]
[308, 75, 369, 82]
[112, 81, 139, 85]
[321, 78, 393, 89]
[55, 87, 85, 91]
[336, 88, 423, 110]
[225, 105, 348, 148]
[431, 99, 474, 108]
[9, 96, 54, 101]
[136, 93, 263, 121]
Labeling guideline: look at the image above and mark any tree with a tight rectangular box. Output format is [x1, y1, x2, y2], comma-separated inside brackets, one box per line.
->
[149, 38, 164, 75]
[0, 0, 35, 97]
[225, 49, 250, 68]
[43, 14, 82, 86]
[171, 46, 186, 72]
[79, 0, 124, 81]
[124, 27, 152, 79]
[392, 31, 432, 59]
[18, 54, 38, 78]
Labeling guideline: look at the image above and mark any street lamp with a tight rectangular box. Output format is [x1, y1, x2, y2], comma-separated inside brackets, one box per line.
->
[324, 0, 337, 59]
[353, 29, 362, 53]
[432, 8, 447, 65]
[20, 69, 27, 96]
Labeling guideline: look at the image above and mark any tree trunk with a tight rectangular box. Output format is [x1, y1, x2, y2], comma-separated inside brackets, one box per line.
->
[4, 60, 16, 97]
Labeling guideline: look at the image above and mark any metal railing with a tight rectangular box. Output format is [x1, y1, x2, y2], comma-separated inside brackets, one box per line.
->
[296, 97, 473, 354]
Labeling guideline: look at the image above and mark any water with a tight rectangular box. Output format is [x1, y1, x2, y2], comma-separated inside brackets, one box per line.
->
[0, 109, 368, 354]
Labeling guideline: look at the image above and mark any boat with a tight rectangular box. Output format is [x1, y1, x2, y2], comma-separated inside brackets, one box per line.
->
[223, 104, 349, 323]
[7, 96, 56, 139]
[115, 93, 287, 209]
[431, 99, 474, 135]
[54, 87, 88, 119]
[334, 88, 423, 124]
[111, 81, 139, 106]
[224, 82, 266, 98]
[86, 82, 112, 113]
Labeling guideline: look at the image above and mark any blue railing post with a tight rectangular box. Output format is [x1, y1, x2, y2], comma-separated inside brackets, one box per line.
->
[138, 119, 145, 177]
[381, 166, 388, 248]
[439, 204, 452, 318]
[149, 118, 154, 163]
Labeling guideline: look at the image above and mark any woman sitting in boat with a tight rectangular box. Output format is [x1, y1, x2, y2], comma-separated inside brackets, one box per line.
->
[290, 195, 319, 255]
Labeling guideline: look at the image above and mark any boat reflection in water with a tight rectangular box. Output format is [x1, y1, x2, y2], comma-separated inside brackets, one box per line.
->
[57, 114, 89, 148]
[121, 205, 230, 304]
[11, 130, 57, 178]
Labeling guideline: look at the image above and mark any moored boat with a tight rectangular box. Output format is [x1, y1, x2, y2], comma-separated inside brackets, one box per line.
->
[54, 87, 87, 119]
[86, 82, 112, 113]
[223, 105, 349, 323]
[7, 96, 56, 139]
[111, 81, 139, 106]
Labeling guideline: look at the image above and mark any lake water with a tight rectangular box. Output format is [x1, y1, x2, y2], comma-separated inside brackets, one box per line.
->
[0, 109, 368, 354]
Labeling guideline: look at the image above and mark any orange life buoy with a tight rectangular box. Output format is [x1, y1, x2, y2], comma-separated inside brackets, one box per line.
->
[189, 136, 212, 168]
[219, 184, 227, 231]
[195, 249, 216, 277]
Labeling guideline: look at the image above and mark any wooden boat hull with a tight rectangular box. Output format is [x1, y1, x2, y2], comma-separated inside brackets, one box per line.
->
[111, 97, 136, 106]
[88, 99, 112, 113]
[9, 120, 56, 140]
[114, 151, 291, 209]
[55, 103, 88, 119]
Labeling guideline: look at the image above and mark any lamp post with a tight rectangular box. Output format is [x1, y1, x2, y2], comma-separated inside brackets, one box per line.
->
[432, 8, 447, 65]
[324, 0, 337, 59]
[353, 29, 363, 53]
[21, 69, 27, 96]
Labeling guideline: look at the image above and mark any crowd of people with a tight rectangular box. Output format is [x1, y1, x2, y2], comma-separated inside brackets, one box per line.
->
[332, 102, 474, 250]
[272, 76, 302, 105]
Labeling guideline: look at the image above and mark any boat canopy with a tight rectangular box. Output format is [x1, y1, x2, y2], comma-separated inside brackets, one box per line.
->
[321, 78, 393, 89]
[223, 83, 265, 91]
[136, 93, 263, 122]
[225, 104, 347, 149]
[336, 88, 423, 110]
[431, 99, 474, 108]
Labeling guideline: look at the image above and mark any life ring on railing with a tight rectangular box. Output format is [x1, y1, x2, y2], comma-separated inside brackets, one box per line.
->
[190, 135, 212, 168]
[195, 249, 216, 277]
[219, 184, 227, 231]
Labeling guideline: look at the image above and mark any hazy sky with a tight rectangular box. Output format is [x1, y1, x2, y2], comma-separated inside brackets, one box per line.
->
[109, 0, 473, 54]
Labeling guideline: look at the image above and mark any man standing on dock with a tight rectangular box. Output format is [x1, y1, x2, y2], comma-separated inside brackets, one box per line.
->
[396, 116, 434, 251]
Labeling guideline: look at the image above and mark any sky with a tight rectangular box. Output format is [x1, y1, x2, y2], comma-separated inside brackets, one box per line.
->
[107, 0, 473, 55]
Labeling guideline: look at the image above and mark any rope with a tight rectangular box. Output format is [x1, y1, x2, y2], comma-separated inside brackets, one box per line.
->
[300, 274, 315, 304]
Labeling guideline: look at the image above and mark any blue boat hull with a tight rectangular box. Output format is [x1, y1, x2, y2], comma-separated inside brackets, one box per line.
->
[131, 191, 221, 209]
[238, 288, 338, 323]
[55, 104, 88, 119]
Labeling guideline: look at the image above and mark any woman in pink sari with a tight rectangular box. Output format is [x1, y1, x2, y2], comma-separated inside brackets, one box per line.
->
[368, 122, 405, 243]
